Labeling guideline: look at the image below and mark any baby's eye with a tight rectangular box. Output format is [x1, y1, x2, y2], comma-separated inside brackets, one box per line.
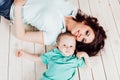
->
[63, 44, 66, 46]
[70, 46, 73, 48]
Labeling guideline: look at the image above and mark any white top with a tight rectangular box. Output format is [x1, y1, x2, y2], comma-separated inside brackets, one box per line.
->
[10, 0, 77, 45]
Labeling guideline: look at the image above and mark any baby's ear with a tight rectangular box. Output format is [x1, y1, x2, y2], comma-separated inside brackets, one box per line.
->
[55, 43, 58, 48]
[56, 42, 60, 48]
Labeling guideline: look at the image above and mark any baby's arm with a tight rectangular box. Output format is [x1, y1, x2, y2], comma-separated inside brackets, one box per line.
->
[77, 52, 91, 68]
[16, 50, 42, 62]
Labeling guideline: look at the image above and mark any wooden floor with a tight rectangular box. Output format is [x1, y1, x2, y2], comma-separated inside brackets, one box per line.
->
[0, 0, 120, 80]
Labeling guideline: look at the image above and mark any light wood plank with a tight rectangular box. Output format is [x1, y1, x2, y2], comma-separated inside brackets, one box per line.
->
[78, 0, 106, 79]
[9, 28, 22, 80]
[89, 0, 120, 79]
[78, 0, 93, 80]
[88, 0, 107, 79]
[0, 17, 10, 80]
[108, 0, 120, 34]
[78, 1, 97, 80]
[35, 44, 46, 80]
[73, 68, 80, 80]
[74, 0, 80, 9]
[20, 41, 36, 80]
[72, 0, 81, 80]
[78, 0, 91, 14]
[101, 39, 119, 80]
[107, 0, 120, 77]
[79, 67, 93, 80]
[90, 56, 106, 80]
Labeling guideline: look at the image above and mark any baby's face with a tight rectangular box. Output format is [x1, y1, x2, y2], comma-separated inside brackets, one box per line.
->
[58, 35, 76, 56]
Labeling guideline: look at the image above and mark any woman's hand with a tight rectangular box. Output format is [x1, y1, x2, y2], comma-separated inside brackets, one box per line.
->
[14, 0, 26, 6]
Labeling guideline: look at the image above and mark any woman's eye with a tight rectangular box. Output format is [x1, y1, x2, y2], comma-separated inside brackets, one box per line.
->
[86, 30, 90, 36]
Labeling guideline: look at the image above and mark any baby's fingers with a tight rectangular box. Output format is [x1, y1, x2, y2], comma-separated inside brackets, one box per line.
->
[16, 50, 23, 57]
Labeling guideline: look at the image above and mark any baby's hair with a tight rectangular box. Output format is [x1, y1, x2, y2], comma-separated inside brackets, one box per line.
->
[56, 32, 74, 44]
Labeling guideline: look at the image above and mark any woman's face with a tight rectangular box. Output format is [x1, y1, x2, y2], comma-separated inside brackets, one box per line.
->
[71, 22, 95, 44]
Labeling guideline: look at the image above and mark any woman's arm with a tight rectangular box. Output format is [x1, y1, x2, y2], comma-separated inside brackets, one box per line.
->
[16, 50, 42, 62]
[14, 0, 44, 44]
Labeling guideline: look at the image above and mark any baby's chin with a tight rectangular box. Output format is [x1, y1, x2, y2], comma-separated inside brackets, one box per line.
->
[63, 53, 73, 56]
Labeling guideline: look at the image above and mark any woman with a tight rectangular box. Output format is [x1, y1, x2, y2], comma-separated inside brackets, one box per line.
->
[1, 0, 107, 56]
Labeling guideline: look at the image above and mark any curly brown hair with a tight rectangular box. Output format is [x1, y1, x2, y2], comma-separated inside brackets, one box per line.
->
[73, 9, 107, 56]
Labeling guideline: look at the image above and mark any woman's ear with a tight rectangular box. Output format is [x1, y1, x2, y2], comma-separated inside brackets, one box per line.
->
[81, 21, 86, 24]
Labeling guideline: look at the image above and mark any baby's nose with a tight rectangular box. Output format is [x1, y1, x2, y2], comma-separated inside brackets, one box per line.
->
[65, 46, 69, 49]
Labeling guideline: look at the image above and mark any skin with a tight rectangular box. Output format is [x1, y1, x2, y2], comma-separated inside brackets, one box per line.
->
[65, 17, 95, 43]
[57, 35, 76, 56]
[14, 0, 95, 45]
[16, 35, 90, 67]
[16, 35, 89, 59]
[16, 35, 76, 60]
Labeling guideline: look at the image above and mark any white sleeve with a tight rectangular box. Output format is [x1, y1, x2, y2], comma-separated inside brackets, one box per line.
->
[43, 32, 58, 45]
[42, 11, 64, 45]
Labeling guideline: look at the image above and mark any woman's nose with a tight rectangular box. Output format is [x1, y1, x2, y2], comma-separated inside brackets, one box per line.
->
[77, 35, 83, 42]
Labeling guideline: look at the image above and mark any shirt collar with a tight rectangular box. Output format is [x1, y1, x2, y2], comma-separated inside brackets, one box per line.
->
[53, 48, 74, 58]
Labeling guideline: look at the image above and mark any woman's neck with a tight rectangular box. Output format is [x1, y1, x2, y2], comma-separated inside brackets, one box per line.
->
[65, 16, 76, 31]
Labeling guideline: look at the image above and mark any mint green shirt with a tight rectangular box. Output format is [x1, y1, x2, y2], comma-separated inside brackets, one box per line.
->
[40, 48, 85, 80]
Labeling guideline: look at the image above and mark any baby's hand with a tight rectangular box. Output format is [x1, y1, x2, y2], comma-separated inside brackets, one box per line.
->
[16, 50, 23, 57]
[77, 52, 91, 68]
[76, 52, 88, 58]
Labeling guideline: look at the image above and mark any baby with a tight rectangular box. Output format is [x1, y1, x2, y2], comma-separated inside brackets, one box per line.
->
[16, 32, 90, 80]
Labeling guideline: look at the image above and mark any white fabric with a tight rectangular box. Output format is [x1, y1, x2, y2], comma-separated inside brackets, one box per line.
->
[10, 0, 77, 45]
